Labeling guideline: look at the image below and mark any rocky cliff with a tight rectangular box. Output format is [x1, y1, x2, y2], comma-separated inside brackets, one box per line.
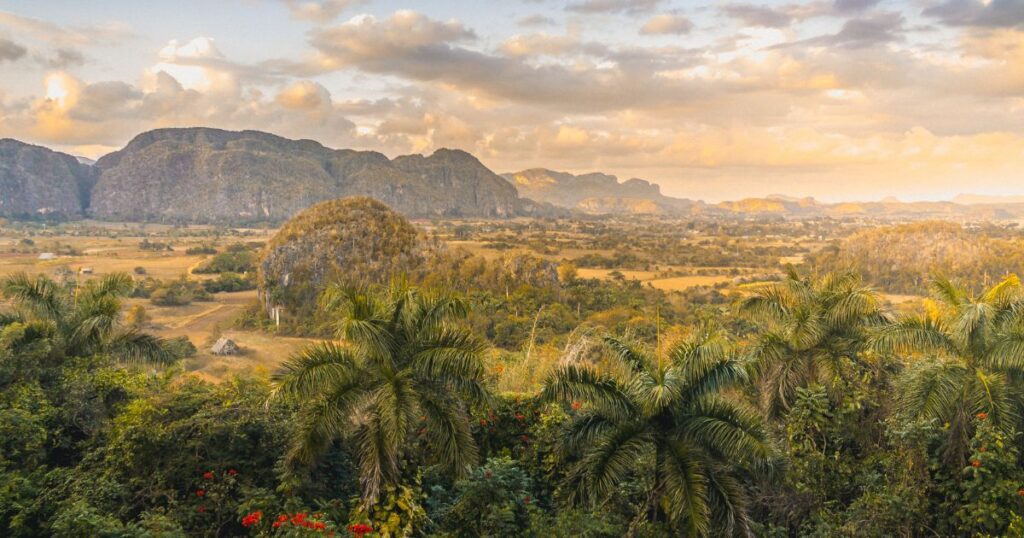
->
[89, 128, 527, 222]
[0, 139, 96, 219]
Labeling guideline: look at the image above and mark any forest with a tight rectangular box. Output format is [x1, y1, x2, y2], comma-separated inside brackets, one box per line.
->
[5, 254, 1024, 536]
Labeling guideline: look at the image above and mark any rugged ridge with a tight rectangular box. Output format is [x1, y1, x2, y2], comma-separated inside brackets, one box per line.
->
[502, 168, 703, 215]
[89, 128, 526, 222]
[0, 139, 96, 219]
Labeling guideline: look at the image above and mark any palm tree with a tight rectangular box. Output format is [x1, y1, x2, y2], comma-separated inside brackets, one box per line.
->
[543, 324, 768, 537]
[272, 282, 490, 504]
[738, 269, 884, 416]
[871, 275, 1024, 458]
[0, 272, 171, 364]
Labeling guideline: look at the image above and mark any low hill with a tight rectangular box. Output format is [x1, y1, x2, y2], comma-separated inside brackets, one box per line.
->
[258, 196, 424, 318]
[807, 220, 1024, 294]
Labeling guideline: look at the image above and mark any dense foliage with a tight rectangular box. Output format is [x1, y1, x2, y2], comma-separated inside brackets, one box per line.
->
[9, 262, 1024, 536]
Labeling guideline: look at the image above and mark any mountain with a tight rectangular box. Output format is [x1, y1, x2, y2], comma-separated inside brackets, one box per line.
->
[0, 139, 96, 219]
[953, 194, 1024, 205]
[502, 168, 703, 215]
[715, 196, 1024, 219]
[89, 128, 530, 222]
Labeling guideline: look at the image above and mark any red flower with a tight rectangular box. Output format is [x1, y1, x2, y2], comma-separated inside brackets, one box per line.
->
[1018, 488, 1024, 497]
[977, 412, 988, 420]
[241, 511, 263, 528]
[523, 495, 532, 504]
[348, 523, 373, 537]
[227, 468, 238, 476]
[515, 413, 525, 421]
[277, 514, 288, 522]
[273, 521, 282, 529]
[195, 489, 206, 497]
[980, 446, 987, 452]
[571, 401, 582, 411]
[479, 419, 488, 426]
[197, 505, 206, 513]
[971, 459, 982, 468]
[314, 521, 326, 530]
[202, 471, 214, 480]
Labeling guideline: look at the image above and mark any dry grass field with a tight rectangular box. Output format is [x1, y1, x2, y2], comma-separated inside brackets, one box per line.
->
[0, 225, 308, 381]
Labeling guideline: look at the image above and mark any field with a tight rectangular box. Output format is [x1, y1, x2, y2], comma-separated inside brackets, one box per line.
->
[0, 216, 926, 381]
[0, 222, 306, 381]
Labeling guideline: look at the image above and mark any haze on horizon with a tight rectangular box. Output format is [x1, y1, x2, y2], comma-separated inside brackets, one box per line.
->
[0, 0, 1021, 203]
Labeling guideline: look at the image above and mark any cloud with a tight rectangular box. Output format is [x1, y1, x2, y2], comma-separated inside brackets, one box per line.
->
[310, 11, 476, 69]
[640, 13, 694, 35]
[923, 0, 1024, 28]
[0, 38, 26, 62]
[834, 0, 884, 13]
[517, 14, 557, 27]
[0, 11, 134, 47]
[282, 0, 365, 22]
[566, 0, 664, 15]
[780, 12, 905, 49]
[305, 10, 705, 113]
[38, 47, 85, 68]
[722, 4, 796, 27]
[499, 33, 583, 57]
[2, 69, 359, 153]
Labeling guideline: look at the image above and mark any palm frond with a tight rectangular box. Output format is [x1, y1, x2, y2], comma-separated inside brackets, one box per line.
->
[411, 327, 487, 380]
[569, 424, 651, 505]
[930, 277, 968, 308]
[660, 441, 710, 537]
[542, 363, 637, 421]
[105, 331, 175, 364]
[897, 359, 970, 423]
[417, 384, 478, 477]
[2, 272, 67, 322]
[603, 335, 650, 372]
[273, 342, 362, 399]
[871, 315, 956, 357]
[677, 396, 768, 466]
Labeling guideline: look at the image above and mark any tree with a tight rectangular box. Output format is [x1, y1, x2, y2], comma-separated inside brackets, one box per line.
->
[543, 325, 768, 536]
[0, 272, 172, 366]
[738, 269, 884, 416]
[272, 282, 490, 504]
[872, 275, 1024, 460]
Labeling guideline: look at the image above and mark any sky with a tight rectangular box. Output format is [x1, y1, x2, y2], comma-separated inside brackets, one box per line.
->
[0, 0, 1022, 202]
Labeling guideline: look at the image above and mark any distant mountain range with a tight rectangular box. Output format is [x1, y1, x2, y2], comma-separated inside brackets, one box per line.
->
[3, 128, 1024, 222]
[501, 168, 704, 215]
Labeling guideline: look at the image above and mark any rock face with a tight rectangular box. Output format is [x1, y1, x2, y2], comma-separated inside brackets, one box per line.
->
[258, 197, 424, 316]
[0, 139, 96, 219]
[502, 168, 703, 215]
[90, 128, 524, 222]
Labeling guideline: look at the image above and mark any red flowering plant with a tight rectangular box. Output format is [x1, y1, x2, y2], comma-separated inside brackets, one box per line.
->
[188, 467, 245, 532]
[956, 413, 1024, 535]
[470, 394, 548, 458]
[262, 511, 336, 535]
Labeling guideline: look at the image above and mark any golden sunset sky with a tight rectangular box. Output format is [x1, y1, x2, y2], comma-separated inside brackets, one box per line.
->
[0, 0, 1022, 201]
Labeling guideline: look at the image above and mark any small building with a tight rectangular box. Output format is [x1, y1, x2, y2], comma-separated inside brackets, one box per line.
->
[79, 267, 93, 274]
[211, 337, 240, 356]
[38, 252, 56, 260]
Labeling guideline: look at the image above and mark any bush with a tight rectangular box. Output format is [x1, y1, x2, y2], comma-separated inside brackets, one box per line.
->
[193, 249, 256, 274]
[203, 273, 256, 293]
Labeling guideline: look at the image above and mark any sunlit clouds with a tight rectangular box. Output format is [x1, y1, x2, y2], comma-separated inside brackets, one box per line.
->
[0, 1, 1022, 201]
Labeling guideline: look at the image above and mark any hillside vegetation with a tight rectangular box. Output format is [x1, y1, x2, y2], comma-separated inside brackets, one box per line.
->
[808, 221, 1024, 294]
